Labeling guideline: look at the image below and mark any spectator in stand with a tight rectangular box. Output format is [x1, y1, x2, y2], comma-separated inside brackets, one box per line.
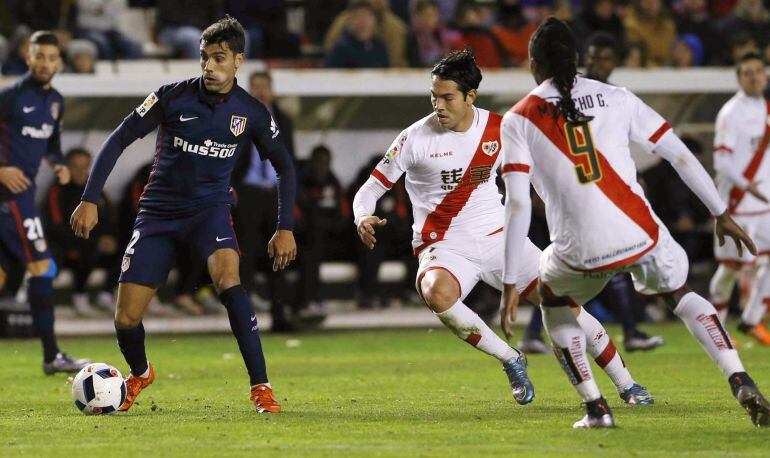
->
[295, 145, 351, 316]
[729, 31, 760, 64]
[304, 0, 348, 46]
[491, 0, 538, 67]
[7, 0, 69, 32]
[673, 0, 723, 65]
[232, 70, 298, 331]
[669, 33, 705, 67]
[406, 0, 462, 67]
[66, 39, 97, 73]
[156, 0, 222, 59]
[579, 0, 625, 45]
[710, 0, 740, 18]
[349, 155, 415, 308]
[324, 0, 408, 67]
[720, 0, 770, 56]
[74, 0, 142, 60]
[453, 1, 505, 68]
[325, 1, 390, 68]
[224, 0, 300, 58]
[624, 0, 677, 67]
[2, 27, 30, 75]
[43, 148, 120, 317]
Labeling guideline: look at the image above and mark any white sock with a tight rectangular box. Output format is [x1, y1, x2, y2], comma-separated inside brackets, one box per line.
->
[741, 262, 770, 327]
[251, 382, 271, 389]
[674, 292, 745, 377]
[139, 366, 150, 378]
[576, 309, 634, 392]
[435, 300, 518, 364]
[542, 306, 601, 402]
[709, 264, 738, 323]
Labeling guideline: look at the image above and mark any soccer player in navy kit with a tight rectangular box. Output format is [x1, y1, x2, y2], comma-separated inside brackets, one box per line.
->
[0, 31, 91, 375]
[70, 17, 297, 413]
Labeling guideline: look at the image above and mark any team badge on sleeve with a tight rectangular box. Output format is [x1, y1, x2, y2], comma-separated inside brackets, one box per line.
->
[50, 102, 60, 120]
[135, 92, 158, 117]
[482, 140, 499, 156]
[230, 115, 247, 137]
[270, 117, 279, 139]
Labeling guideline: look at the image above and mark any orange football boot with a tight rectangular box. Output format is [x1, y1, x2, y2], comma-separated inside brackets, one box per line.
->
[119, 362, 155, 411]
[250, 384, 281, 413]
[741, 322, 770, 346]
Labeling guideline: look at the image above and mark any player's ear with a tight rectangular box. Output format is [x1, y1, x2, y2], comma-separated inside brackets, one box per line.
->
[234, 52, 244, 69]
[465, 88, 477, 105]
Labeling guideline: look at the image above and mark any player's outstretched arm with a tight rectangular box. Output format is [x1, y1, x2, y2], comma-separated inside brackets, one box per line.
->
[654, 131, 759, 256]
[500, 171, 532, 341]
[352, 176, 389, 250]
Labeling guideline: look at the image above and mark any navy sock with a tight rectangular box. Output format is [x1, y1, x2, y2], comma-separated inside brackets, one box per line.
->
[523, 306, 544, 340]
[220, 285, 268, 386]
[28, 276, 59, 362]
[115, 322, 148, 376]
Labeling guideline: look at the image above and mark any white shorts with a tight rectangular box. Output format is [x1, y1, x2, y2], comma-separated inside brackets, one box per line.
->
[540, 229, 689, 307]
[415, 231, 540, 301]
[713, 212, 770, 264]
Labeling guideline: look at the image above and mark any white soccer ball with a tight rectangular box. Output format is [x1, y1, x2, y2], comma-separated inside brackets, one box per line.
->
[71, 363, 126, 415]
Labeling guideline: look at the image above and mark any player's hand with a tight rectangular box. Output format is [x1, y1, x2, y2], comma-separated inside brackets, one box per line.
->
[747, 181, 769, 204]
[715, 211, 757, 257]
[0, 166, 31, 194]
[70, 201, 98, 239]
[53, 164, 70, 185]
[356, 215, 388, 250]
[500, 283, 520, 342]
[267, 229, 296, 271]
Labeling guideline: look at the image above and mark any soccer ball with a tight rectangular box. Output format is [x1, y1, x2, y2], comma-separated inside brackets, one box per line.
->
[71, 363, 127, 415]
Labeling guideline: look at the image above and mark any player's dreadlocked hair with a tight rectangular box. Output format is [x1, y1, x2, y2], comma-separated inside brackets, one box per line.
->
[529, 17, 590, 123]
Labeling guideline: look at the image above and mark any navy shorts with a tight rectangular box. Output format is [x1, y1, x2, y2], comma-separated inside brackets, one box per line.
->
[119, 204, 240, 285]
[0, 190, 52, 268]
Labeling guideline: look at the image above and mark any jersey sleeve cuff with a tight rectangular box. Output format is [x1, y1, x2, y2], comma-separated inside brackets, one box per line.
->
[500, 163, 531, 175]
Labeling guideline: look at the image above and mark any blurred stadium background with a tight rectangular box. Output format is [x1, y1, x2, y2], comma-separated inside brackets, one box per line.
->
[0, 0, 765, 337]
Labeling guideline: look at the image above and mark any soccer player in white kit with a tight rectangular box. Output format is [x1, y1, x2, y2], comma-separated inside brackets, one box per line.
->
[500, 18, 770, 428]
[708, 52, 770, 345]
[353, 50, 652, 406]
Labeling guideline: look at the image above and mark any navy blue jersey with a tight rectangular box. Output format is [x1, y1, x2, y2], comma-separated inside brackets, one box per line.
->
[83, 77, 295, 229]
[0, 74, 64, 200]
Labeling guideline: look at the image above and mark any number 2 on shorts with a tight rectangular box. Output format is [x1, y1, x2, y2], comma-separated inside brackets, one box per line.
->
[125, 230, 140, 255]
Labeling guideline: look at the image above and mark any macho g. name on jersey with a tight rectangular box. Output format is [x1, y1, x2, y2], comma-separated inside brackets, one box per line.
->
[173, 136, 237, 158]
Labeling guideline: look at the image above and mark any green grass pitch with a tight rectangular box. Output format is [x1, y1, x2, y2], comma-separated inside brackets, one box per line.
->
[1, 323, 769, 457]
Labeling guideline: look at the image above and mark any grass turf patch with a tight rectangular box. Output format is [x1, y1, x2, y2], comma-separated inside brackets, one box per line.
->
[1, 324, 769, 457]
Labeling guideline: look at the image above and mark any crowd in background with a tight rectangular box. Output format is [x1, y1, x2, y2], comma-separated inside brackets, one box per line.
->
[0, 0, 770, 74]
[0, 0, 755, 332]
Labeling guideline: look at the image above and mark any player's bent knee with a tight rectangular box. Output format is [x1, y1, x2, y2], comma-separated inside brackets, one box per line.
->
[213, 271, 241, 293]
[420, 273, 460, 312]
[27, 258, 52, 277]
[115, 306, 143, 328]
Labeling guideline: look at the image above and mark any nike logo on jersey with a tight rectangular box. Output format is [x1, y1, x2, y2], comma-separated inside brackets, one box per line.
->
[22, 106, 35, 113]
[180, 115, 198, 122]
[250, 314, 256, 322]
[216, 236, 232, 242]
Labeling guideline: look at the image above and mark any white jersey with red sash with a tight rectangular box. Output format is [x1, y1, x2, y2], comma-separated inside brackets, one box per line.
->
[500, 77, 670, 272]
[714, 91, 770, 216]
[371, 107, 505, 254]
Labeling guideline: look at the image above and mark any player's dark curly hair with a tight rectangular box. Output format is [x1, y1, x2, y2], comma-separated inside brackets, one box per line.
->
[530, 17, 590, 123]
[200, 15, 246, 55]
[431, 49, 482, 98]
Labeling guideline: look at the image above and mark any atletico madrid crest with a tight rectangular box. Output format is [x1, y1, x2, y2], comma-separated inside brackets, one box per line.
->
[121, 256, 131, 273]
[482, 140, 499, 156]
[230, 115, 247, 137]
